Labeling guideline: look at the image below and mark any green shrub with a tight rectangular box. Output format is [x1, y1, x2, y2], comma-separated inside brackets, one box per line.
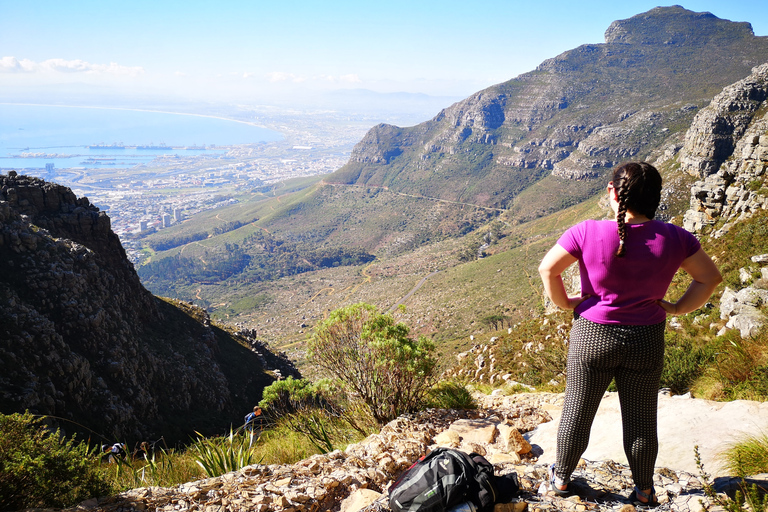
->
[661, 333, 715, 394]
[260, 377, 377, 451]
[425, 381, 477, 410]
[308, 303, 437, 425]
[0, 412, 112, 510]
[109, 447, 202, 490]
[693, 329, 768, 401]
[190, 429, 262, 478]
[721, 433, 768, 477]
[259, 376, 326, 417]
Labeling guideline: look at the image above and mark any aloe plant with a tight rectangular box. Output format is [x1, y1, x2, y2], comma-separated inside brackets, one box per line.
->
[191, 429, 262, 478]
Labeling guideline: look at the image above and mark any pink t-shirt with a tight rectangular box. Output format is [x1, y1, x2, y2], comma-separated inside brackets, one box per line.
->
[557, 219, 701, 325]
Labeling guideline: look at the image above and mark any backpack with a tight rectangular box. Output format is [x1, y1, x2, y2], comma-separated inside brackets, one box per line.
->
[388, 448, 501, 512]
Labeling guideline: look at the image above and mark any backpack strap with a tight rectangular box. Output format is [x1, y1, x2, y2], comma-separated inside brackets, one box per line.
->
[455, 451, 498, 511]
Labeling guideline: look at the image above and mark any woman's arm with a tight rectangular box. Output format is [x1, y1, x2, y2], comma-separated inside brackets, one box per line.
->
[658, 248, 723, 315]
[538, 244, 588, 310]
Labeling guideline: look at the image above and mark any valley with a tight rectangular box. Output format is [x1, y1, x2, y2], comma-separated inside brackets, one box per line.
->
[132, 6, 768, 374]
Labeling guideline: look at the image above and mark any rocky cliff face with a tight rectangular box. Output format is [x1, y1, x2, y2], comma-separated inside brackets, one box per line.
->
[331, 7, 768, 221]
[0, 172, 300, 442]
[681, 63, 768, 235]
[675, 64, 768, 342]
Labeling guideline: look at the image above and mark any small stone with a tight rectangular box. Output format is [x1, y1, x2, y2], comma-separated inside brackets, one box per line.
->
[340, 489, 382, 512]
[434, 430, 461, 448]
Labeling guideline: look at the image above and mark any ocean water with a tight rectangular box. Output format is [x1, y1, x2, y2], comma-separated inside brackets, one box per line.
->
[0, 103, 283, 170]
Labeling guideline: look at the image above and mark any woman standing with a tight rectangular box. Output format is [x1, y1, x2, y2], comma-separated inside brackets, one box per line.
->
[538, 161, 722, 506]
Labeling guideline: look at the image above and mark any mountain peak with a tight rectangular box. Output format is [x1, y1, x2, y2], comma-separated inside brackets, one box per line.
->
[604, 5, 754, 45]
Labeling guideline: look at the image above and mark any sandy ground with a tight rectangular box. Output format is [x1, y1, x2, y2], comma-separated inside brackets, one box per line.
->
[527, 392, 768, 476]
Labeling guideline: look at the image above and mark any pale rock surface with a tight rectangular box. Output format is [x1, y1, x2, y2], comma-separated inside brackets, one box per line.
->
[449, 418, 498, 445]
[528, 391, 768, 474]
[340, 489, 383, 512]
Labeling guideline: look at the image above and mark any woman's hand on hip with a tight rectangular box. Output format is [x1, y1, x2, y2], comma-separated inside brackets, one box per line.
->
[567, 294, 591, 310]
[657, 299, 677, 315]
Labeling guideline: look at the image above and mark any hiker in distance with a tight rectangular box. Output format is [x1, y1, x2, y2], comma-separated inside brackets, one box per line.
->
[537, 161, 722, 506]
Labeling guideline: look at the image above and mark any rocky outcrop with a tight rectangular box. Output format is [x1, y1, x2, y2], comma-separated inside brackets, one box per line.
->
[80, 394, 740, 512]
[717, 253, 768, 338]
[679, 63, 768, 179]
[675, 64, 768, 341]
[0, 172, 299, 442]
[681, 64, 768, 234]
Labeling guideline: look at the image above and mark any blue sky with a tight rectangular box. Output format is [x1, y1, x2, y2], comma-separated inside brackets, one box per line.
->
[2, 0, 767, 104]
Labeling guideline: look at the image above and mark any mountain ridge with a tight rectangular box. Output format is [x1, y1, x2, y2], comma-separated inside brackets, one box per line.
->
[326, 6, 768, 220]
[0, 172, 300, 442]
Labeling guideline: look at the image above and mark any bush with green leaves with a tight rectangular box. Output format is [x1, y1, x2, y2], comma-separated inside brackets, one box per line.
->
[259, 376, 327, 417]
[660, 332, 716, 394]
[425, 381, 476, 410]
[260, 376, 378, 452]
[721, 433, 768, 477]
[308, 303, 437, 425]
[190, 429, 262, 478]
[0, 412, 112, 510]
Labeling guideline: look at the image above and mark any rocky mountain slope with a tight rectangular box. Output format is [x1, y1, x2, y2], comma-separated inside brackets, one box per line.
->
[0, 172, 300, 442]
[329, 6, 768, 223]
[446, 62, 768, 390]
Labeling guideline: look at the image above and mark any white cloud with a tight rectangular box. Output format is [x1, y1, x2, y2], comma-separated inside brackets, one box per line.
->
[243, 72, 256, 79]
[0, 56, 36, 72]
[266, 71, 307, 83]
[267, 71, 295, 82]
[338, 74, 361, 83]
[0, 56, 144, 76]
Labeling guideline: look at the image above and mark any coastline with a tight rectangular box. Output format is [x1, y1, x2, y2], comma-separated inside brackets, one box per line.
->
[0, 102, 280, 134]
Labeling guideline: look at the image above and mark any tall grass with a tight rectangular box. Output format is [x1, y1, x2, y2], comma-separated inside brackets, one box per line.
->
[108, 449, 202, 490]
[721, 433, 768, 477]
[692, 328, 768, 401]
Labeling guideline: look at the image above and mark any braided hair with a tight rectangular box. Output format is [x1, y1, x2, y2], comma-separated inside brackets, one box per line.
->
[611, 162, 662, 257]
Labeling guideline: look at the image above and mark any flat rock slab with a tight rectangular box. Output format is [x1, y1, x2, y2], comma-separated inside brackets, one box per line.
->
[527, 392, 768, 475]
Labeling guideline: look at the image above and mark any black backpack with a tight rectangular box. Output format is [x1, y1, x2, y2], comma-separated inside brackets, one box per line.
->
[388, 448, 503, 512]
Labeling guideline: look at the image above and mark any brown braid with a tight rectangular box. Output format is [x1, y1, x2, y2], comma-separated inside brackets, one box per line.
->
[615, 184, 629, 257]
[611, 161, 662, 257]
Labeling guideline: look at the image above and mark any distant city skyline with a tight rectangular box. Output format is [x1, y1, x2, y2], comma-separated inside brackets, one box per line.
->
[2, 0, 768, 106]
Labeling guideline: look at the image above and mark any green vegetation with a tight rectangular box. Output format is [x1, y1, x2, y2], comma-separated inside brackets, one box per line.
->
[698, 446, 768, 512]
[424, 381, 477, 410]
[138, 229, 375, 297]
[0, 412, 111, 510]
[720, 433, 768, 477]
[258, 376, 377, 452]
[190, 428, 262, 478]
[308, 303, 437, 424]
[660, 332, 716, 394]
[109, 447, 200, 490]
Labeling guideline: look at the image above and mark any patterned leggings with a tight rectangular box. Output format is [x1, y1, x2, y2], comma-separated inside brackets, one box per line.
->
[554, 315, 666, 490]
